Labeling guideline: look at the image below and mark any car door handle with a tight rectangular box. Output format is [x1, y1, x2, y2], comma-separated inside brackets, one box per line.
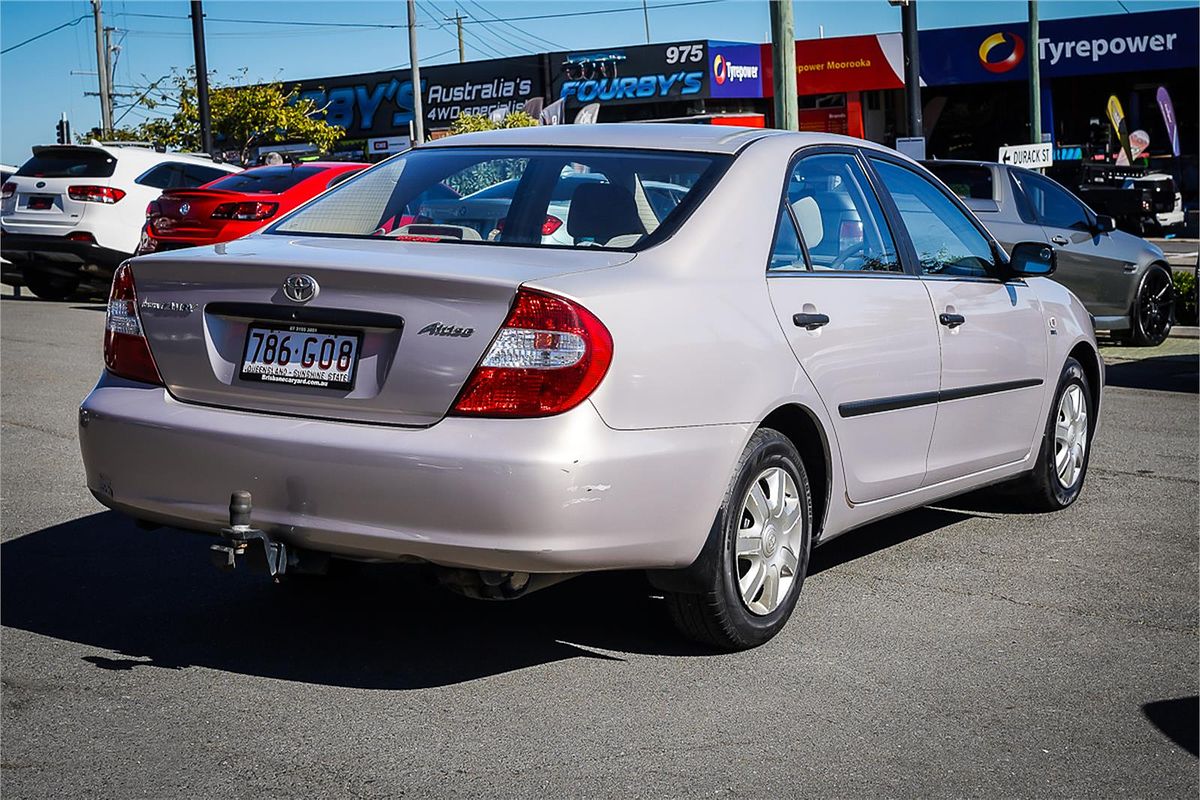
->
[939, 313, 966, 328]
[793, 313, 830, 330]
[1051, 235, 1069, 245]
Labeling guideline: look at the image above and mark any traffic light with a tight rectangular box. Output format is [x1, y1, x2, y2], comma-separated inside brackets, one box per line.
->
[55, 117, 71, 145]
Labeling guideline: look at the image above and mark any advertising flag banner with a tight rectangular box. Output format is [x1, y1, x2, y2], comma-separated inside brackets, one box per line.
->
[1156, 86, 1180, 157]
[1106, 95, 1133, 164]
[573, 103, 601, 125]
[1129, 130, 1150, 160]
[540, 98, 566, 126]
[521, 96, 544, 120]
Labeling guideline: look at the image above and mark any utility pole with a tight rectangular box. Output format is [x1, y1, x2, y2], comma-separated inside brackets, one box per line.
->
[90, 0, 113, 136]
[642, 0, 651, 44]
[190, 1, 213, 155]
[408, 0, 425, 145]
[898, 0, 922, 138]
[1028, 0, 1042, 144]
[768, 0, 797, 131]
[446, 10, 465, 62]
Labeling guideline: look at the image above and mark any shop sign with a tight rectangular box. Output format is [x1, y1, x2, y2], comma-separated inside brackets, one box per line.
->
[551, 42, 709, 105]
[792, 33, 908, 94]
[709, 44, 764, 99]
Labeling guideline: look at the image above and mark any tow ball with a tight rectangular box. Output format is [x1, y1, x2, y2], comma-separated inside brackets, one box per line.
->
[210, 490, 289, 577]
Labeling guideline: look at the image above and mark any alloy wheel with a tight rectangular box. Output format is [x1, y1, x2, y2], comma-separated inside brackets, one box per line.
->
[1137, 269, 1175, 343]
[1054, 384, 1088, 489]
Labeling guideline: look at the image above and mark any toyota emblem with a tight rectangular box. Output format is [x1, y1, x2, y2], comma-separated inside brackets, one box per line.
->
[282, 273, 319, 303]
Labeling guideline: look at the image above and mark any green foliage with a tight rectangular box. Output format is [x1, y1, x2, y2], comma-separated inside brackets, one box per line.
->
[442, 112, 541, 195]
[1173, 268, 1198, 325]
[96, 68, 345, 160]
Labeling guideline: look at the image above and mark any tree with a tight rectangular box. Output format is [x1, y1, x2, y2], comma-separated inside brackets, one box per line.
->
[447, 111, 539, 136]
[97, 69, 345, 160]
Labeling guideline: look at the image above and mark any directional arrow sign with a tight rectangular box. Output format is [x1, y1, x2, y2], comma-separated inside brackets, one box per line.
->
[998, 142, 1054, 169]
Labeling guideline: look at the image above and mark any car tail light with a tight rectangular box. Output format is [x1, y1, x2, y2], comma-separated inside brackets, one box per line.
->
[104, 264, 162, 385]
[211, 201, 279, 221]
[2, 182, 14, 200]
[452, 288, 612, 418]
[67, 231, 95, 243]
[68, 185, 126, 203]
[145, 200, 161, 219]
[495, 215, 566, 237]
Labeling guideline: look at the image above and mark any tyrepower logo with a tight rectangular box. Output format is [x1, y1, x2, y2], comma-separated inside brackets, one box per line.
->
[978, 32, 1025, 73]
[712, 53, 759, 85]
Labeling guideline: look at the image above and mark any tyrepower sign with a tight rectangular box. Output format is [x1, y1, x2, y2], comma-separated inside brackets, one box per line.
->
[999, 142, 1053, 169]
[920, 7, 1197, 84]
[709, 44, 763, 99]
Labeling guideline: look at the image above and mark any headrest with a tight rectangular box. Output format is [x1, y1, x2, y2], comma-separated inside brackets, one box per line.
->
[566, 183, 645, 244]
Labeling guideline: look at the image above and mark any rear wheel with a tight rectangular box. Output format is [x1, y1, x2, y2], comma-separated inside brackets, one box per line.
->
[1121, 266, 1174, 347]
[21, 265, 80, 301]
[1007, 357, 1093, 511]
[662, 428, 812, 650]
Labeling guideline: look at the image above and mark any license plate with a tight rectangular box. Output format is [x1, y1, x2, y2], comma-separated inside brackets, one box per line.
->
[239, 323, 361, 390]
[28, 196, 52, 210]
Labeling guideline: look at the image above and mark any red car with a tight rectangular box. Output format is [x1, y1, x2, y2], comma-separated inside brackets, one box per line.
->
[137, 161, 367, 254]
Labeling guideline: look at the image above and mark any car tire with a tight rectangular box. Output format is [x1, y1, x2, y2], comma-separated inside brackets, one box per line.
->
[1121, 265, 1174, 347]
[21, 265, 80, 301]
[1008, 357, 1093, 512]
[662, 428, 812, 651]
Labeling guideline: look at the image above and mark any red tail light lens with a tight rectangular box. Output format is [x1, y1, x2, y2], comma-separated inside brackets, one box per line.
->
[104, 264, 162, 385]
[2, 182, 14, 200]
[452, 288, 612, 418]
[68, 185, 126, 203]
[145, 200, 161, 219]
[541, 215, 564, 236]
[211, 201, 279, 221]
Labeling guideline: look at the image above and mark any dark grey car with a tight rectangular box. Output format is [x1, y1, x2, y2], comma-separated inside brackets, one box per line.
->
[925, 160, 1174, 346]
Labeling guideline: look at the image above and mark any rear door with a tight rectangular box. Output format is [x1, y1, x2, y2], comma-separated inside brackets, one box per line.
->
[1010, 169, 1130, 317]
[868, 155, 1047, 484]
[0, 146, 117, 236]
[765, 149, 940, 504]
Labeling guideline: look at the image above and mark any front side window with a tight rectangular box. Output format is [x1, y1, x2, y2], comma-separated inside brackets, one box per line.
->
[1013, 171, 1091, 231]
[786, 153, 900, 272]
[872, 159, 995, 278]
[270, 147, 727, 251]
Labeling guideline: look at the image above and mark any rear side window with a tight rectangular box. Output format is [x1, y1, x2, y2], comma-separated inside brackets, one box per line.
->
[17, 148, 116, 178]
[206, 166, 322, 194]
[270, 147, 727, 251]
[924, 164, 994, 201]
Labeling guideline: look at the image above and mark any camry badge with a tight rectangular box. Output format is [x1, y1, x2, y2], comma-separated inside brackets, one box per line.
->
[283, 273, 319, 303]
[179, 203, 190, 216]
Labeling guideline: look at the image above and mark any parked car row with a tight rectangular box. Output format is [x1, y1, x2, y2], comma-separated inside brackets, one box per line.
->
[0, 142, 368, 299]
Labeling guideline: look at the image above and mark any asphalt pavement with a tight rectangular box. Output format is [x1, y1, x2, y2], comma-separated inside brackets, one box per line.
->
[2, 297, 1197, 799]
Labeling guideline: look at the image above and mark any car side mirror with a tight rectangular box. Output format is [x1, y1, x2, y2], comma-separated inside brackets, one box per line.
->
[1008, 241, 1056, 278]
[1093, 214, 1117, 233]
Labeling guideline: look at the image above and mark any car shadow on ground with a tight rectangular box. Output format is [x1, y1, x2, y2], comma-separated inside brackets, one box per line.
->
[1142, 696, 1200, 757]
[1105, 355, 1199, 394]
[2, 506, 976, 689]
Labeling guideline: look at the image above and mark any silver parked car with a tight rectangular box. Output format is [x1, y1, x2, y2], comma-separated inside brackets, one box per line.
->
[79, 125, 1102, 650]
[924, 160, 1174, 346]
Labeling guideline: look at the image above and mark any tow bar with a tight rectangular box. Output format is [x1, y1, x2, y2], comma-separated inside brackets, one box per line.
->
[210, 490, 290, 577]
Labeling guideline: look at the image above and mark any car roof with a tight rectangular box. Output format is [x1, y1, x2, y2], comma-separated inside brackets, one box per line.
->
[422, 123, 843, 155]
[28, 143, 240, 170]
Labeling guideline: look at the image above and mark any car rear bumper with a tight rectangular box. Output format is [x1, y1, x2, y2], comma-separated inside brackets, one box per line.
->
[78, 372, 750, 573]
[0, 231, 128, 272]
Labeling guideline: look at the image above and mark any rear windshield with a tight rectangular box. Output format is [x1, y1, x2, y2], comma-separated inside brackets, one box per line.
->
[924, 163, 994, 201]
[207, 165, 323, 193]
[269, 146, 728, 251]
[17, 148, 116, 179]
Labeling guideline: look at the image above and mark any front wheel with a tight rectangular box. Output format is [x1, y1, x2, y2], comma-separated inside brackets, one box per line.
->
[1008, 357, 1094, 511]
[1122, 266, 1174, 347]
[661, 428, 813, 650]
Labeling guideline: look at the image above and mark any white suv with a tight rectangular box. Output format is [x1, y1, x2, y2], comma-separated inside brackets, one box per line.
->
[1, 142, 239, 298]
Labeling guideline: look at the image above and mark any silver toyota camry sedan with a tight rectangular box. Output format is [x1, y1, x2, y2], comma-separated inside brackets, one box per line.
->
[79, 125, 1102, 650]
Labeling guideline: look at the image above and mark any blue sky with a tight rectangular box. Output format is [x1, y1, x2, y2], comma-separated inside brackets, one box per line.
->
[1, 0, 1195, 165]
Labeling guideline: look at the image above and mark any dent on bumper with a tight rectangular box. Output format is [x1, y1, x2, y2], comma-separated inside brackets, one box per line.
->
[78, 373, 750, 573]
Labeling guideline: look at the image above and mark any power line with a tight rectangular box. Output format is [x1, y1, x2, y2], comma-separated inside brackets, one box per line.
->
[417, 0, 505, 59]
[455, 0, 726, 25]
[116, 11, 413, 29]
[1, 13, 90, 55]
[428, 1, 530, 58]
[467, 0, 565, 50]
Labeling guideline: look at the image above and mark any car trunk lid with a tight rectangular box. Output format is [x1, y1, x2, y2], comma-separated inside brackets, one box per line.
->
[131, 233, 633, 427]
[151, 188, 265, 239]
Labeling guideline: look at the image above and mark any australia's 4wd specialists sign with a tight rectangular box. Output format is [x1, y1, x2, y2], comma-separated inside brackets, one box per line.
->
[292, 55, 543, 138]
[551, 41, 710, 106]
